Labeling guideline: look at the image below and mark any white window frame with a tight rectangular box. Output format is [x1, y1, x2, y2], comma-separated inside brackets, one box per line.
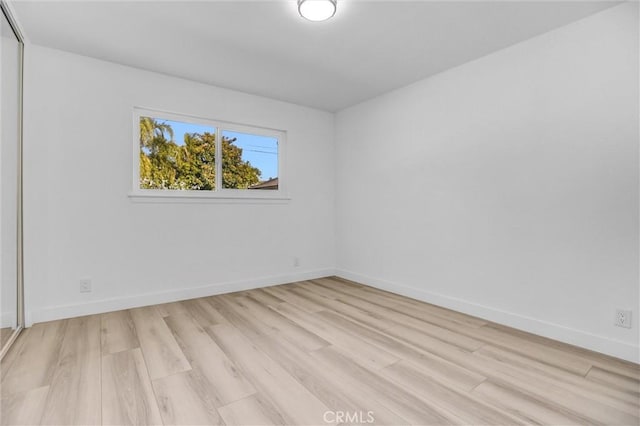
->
[129, 107, 288, 202]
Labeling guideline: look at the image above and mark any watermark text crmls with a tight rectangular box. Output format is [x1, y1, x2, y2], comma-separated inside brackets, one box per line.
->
[323, 410, 375, 424]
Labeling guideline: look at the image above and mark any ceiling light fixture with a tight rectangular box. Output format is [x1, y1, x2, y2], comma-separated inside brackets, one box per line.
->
[298, 0, 337, 22]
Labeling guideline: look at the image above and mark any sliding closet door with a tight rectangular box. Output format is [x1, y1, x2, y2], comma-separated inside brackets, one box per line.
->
[0, 4, 23, 356]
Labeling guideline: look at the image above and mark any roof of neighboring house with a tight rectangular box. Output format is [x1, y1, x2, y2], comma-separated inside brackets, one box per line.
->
[249, 177, 278, 190]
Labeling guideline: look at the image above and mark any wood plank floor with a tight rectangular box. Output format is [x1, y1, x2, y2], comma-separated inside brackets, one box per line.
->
[1, 277, 638, 425]
[0, 328, 14, 351]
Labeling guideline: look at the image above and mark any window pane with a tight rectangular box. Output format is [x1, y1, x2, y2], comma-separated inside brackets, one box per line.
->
[139, 116, 217, 190]
[222, 130, 278, 190]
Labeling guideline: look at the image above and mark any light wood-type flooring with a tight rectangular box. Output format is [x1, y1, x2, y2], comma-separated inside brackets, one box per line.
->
[1, 277, 639, 425]
[0, 328, 13, 351]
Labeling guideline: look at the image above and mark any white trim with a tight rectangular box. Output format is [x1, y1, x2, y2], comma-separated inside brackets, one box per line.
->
[27, 269, 335, 326]
[133, 107, 287, 200]
[0, 1, 27, 42]
[128, 190, 290, 203]
[336, 269, 640, 364]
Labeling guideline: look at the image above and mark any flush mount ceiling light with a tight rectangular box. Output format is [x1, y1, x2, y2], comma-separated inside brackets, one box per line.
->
[298, 0, 337, 22]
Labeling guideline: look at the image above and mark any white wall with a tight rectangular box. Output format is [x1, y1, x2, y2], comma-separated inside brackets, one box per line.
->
[335, 3, 639, 362]
[23, 45, 335, 324]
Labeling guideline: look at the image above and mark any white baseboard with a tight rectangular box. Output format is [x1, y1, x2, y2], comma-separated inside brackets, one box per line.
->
[336, 269, 639, 364]
[26, 267, 638, 363]
[28, 268, 336, 326]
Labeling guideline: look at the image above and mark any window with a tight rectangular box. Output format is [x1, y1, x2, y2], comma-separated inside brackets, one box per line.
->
[132, 108, 285, 199]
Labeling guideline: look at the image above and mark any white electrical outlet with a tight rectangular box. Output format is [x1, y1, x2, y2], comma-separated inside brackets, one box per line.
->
[80, 278, 92, 293]
[293, 257, 300, 267]
[615, 309, 632, 328]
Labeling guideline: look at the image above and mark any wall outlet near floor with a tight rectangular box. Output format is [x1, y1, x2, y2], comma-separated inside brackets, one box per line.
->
[615, 309, 632, 328]
[293, 256, 300, 267]
[79, 278, 92, 293]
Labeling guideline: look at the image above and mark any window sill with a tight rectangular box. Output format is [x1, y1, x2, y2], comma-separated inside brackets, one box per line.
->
[128, 190, 291, 204]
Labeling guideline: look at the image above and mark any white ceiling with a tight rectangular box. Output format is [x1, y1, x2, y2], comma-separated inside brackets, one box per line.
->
[13, 1, 618, 111]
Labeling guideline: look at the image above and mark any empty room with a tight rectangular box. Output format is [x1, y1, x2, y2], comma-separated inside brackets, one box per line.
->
[0, 0, 638, 424]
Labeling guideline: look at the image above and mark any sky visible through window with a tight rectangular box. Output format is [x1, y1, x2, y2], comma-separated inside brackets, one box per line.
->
[163, 119, 278, 181]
